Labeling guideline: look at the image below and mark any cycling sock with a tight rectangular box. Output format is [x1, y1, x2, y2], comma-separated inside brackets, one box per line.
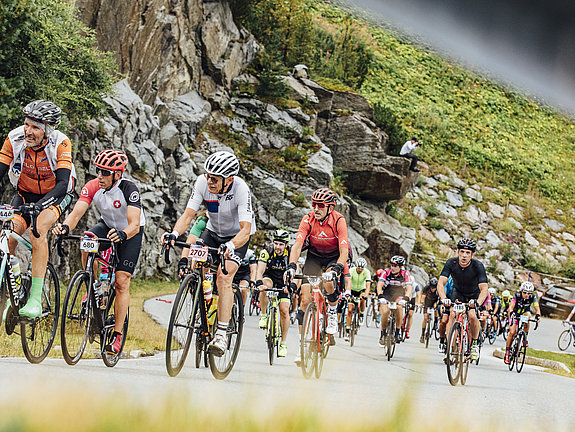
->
[216, 321, 228, 336]
[327, 304, 337, 314]
[19, 277, 44, 318]
[472, 338, 478, 345]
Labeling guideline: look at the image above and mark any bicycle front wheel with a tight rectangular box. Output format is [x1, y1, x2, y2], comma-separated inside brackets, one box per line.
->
[267, 306, 277, 365]
[516, 333, 527, 373]
[209, 288, 244, 380]
[386, 316, 396, 361]
[21, 263, 60, 364]
[300, 302, 317, 379]
[61, 270, 92, 365]
[425, 318, 431, 349]
[101, 289, 129, 368]
[350, 309, 358, 347]
[508, 337, 518, 371]
[166, 274, 199, 377]
[558, 329, 572, 351]
[446, 322, 462, 386]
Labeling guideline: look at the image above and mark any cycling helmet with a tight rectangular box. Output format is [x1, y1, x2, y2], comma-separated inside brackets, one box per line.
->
[94, 149, 128, 172]
[488, 288, 496, 295]
[520, 281, 534, 292]
[311, 188, 336, 206]
[390, 255, 405, 266]
[23, 100, 62, 128]
[272, 229, 290, 243]
[429, 277, 438, 287]
[356, 257, 367, 268]
[457, 237, 477, 252]
[502, 290, 511, 298]
[376, 269, 384, 278]
[204, 151, 239, 178]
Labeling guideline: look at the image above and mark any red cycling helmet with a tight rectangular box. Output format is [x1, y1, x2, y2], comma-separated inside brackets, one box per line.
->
[311, 188, 336, 206]
[376, 269, 384, 278]
[94, 149, 128, 173]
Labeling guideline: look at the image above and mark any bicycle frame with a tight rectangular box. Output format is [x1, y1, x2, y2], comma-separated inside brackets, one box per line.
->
[0, 221, 33, 309]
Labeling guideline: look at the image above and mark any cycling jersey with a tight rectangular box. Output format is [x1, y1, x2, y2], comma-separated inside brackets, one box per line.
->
[445, 276, 454, 298]
[422, 284, 440, 308]
[187, 174, 255, 238]
[349, 267, 371, 292]
[259, 246, 290, 282]
[440, 258, 488, 298]
[296, 209, 349, 256]
[379, 268, 413, 288]
[79, 178, 146, 230]
[491, 295, 501, 310]
[511, 291, 539, 316]
[0, 126, 75, 195]
[500, 296, 512, 313]
[409, 282, 421, 300]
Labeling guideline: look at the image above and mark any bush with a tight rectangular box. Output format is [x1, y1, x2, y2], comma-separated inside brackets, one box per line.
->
[373, 103, 409, 154]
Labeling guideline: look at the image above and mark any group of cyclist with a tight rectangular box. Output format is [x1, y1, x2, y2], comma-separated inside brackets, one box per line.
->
[0, 99, 543, 369]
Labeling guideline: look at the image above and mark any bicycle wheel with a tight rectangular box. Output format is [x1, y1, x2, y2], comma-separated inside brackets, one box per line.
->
[433, 316, 440, 340]
[508, 337, 518, 371]
[446, 322, 462, 386]
[516, 333, 527, 373]
[425, 318, 431, 349]
[315, 315, 327, 379]
[488, 322, 497, 345]
[61, 270, 92, 365]
[300, 302, 317, 379]
[558, 329, 572, 351]
[166, 274, 199, 377]
[365, 302, 373, 328]
[209, 288, 244, 380]
[101, 288, 130, 368]
[267, 306, 277, 365]
[350, 309, 358, 347]
[386, 316, 396, 361]
[460, 329, 470, 385]
[21, 263, 60, 364]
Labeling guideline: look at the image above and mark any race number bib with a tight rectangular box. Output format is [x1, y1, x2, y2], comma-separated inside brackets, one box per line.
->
[80, 237, 99, 253]
[453, 304, 466, 313]
[188, 246, 209, 262]
[519, 314, 529, 324]
[0, 205, 14, 222]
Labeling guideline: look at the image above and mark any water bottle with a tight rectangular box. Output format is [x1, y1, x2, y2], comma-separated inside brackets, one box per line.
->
[99, 273, 111, 310]
[203, 273, 213, 301]
[9, 256, 23, 299]
[93, 280, 103, 308]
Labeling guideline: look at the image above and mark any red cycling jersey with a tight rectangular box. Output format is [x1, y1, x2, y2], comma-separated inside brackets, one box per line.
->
[296, 209, 349, 256]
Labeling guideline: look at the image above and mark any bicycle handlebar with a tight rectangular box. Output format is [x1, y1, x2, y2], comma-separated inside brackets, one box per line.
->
[162, 239, 228, 275]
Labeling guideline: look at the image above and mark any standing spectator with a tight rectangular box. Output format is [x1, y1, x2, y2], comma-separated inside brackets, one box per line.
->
[400, 137, 420, 172]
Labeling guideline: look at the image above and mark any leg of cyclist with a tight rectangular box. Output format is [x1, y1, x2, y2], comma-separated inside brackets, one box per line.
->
[439, 308, 449, 352]
[259, 278, 272, 328]
[395, 299, 404, 342]
[406, 299, 415, 339]
[345, 300, 354, 340]
[505, 315, 517, 364]
[421, 309, 429, 343]
[278, 295, 290, 357]
[379, 302, 390, 346]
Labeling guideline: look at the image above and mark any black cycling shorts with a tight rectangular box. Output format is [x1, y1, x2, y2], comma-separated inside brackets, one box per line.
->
[262, 274, 290, 301]
[302, 252, 344, 291]
[200, 229, 248, 267]
[233, 266, 251, 284]
[87, 220, 143, 275]
[450, 289, 480, 303]
[11, 190, 73, 228]
[383, 285, 405, 302]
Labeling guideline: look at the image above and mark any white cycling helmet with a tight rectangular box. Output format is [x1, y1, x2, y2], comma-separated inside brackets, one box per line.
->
[356, 257, 367, 268]
[520, 281, 534, 292]
[204, 151, 240, 178]
[488, 288, 496, 295]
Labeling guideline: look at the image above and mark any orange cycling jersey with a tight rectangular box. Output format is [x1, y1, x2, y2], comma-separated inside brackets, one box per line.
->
[0, 137, 72, 195]
[296, 210, 349, 256]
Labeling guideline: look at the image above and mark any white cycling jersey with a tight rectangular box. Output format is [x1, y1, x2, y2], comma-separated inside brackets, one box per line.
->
[186, 174, 256, 237]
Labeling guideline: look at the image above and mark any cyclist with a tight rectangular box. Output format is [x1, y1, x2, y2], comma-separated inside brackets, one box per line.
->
[344, 257, 371, 341]
[405, 280, 422, 339]
[377, 255, 413, 344]
[0, 100, 76, 318]
[256, 229, 291, 357]
[437, 238, 488, 361]
[163, 151, 255, 357]
[234, 248, 257, 306]
[286, 187, 349, 364]
[564, 306, 575, 329]
[504, 281, 541, 364]
[420, 277, 440, 343]
[53, 149, 144, 354]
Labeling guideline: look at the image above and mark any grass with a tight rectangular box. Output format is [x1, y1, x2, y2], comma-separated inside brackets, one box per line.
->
[526, 348, 575, 378]
[0, 278, 174, 359]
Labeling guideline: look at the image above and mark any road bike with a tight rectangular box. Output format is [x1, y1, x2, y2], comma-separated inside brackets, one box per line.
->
[398, 302, 411, 342]
[337, 294, 347, 339]
[364, 292, 379, 328]
[163, 239, 243, 380]
[485, 312, 498, 345]
[380, 299, 405, 361]
[297, 274, 333, 379]
[422, 306, 435, 348]
[432, 304, 441, 340]
[248, 286, 261, 316]
[59, 233, 128, 367]
[0, 204, 59, 363]
[445, 302, 473, 386]
[263, 287, 283, 365]
[345, 294, 361, 347]
[508, 314, 539, 373]
[558, 321, 575, 351]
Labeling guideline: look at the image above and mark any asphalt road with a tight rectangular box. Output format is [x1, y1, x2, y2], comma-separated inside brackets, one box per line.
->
[0, 296, 573, 430]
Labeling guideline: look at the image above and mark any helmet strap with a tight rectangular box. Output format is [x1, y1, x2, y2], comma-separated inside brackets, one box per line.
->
[219, 177, 233, 195]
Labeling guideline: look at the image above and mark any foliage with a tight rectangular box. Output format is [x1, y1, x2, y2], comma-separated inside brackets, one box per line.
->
[428, 219, 443, 230]
[0, 0, 117, 133]
[373, 102, 409, 154]
[331, 166, 347, 195]
[256, 70, 290, 99]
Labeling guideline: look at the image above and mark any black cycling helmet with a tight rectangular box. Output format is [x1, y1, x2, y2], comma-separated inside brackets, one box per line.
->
[457, 237, 477, 252]
[390, 255, 405, 267]
[23, 100, 62, 129]
[429, 277, 438, 287]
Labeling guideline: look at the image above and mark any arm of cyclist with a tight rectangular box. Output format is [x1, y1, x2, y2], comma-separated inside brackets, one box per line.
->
[362, 281, 371, 299]
[35, 167, 71, 211]
[437, 275, 450, 304]
[475, 282, 488, 307]
[221, 220, 251, 259]
[108, 205, 140, 243]
[167, 207, 198, 245]
[52, 200, 90, 235]
[404, 282, 413, 301]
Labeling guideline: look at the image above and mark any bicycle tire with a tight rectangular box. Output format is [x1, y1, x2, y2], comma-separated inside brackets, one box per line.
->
[488, 322, 497, 344]
[386, 314, 396, 361]
[61, 270, 92, 365]
[508, 337, 518, 371]
[558, 329, 572, 351]
[300, 302, 317, 379]
[21, 263, 60, 364]
[460, 328, 470, 385]
[350, 308, 357, 347]
[267, 306, 276, 365]
[474, 333, 482, 366]
[315, 314, 327, 379]
[400, 312, 408, 342]
[209, 287, 244, 380]
[166, 274, 199, 377]
[446, 322, 462, 386]
[516, 333, 527, 373]
[101, 288, 130, 368]
[425, 317, 431, 349]
[433, 316, 440, 340]
[365, 301, 373, 328]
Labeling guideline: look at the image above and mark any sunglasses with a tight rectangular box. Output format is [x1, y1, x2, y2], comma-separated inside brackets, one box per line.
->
[96, 168, 114, 177]
[390, 263, 400, 267]
[312, 202, 326, 209]
[206, 174, 223, 183]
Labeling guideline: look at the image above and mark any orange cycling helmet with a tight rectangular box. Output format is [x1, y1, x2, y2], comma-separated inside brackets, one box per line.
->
[311, 188, 336, 206]
[94, 149, 128, 173]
